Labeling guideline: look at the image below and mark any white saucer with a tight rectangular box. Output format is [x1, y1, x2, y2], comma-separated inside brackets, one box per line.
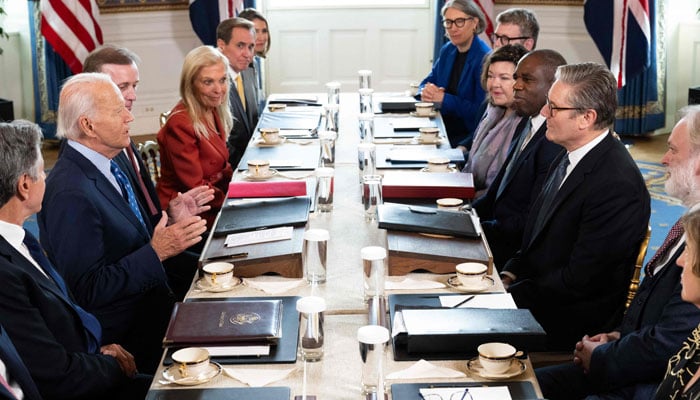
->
[254, 137, 286, 147]
[410, 111, 438, 118]
[241, 169, 278, 181]
[162, 362, 222, 386]
[446, 275, 495, 293]
[194, 276, 243, 293]
[420, 166, 459, 173]
[466, 357, 526, 380]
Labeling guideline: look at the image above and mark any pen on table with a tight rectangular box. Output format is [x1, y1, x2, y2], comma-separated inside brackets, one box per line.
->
[205, 252, 248, 261]
[452, 295, 475, 308]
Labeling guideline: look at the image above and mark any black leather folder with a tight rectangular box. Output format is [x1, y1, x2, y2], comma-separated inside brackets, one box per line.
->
[257, 110, 322, 130]
[391, 382, 540, 400]
[377, 203, 479, 239]
[213, 197, 311, 237]
[146, 387, 291, 400]
[237, 142, 321, 170]
[162, 296, 300, 365]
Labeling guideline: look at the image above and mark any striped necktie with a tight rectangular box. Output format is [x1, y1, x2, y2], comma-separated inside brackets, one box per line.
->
[645, 219, 684, 277]
[110, 160, 146, 229]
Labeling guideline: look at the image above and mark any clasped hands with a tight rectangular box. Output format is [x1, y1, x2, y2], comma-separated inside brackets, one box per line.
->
[152, 186, 214, 261]
[420, 83, 446, 104]
[573, 331, 620, 372]
[101, 343, 137, 377]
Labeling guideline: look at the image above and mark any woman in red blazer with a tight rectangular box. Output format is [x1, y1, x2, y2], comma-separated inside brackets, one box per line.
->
[157, 46, 234, 229]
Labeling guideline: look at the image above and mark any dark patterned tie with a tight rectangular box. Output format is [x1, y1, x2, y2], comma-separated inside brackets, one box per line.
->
[110, 160, 146, 229]
[531, 155, 570, 235]
[22, 231, 102, 353]
[645, 218, 684, 277]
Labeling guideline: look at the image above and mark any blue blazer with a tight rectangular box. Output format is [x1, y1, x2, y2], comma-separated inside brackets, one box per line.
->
[420, 38, 490, 146]
[504, 134, 651, 350]
[0, 325, 41, 400]
[473, 121, 563, 268]
[227, 67, 261, 168]
[0, 236, 125, 399]
[38, 144, 174, 370]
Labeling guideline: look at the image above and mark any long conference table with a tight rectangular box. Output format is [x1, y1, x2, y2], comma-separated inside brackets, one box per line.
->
[147, 92, 544, 399]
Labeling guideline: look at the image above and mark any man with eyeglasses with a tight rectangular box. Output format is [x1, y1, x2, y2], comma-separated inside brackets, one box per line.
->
[500, 63, 650, 351]
[491, 8, 539, 51]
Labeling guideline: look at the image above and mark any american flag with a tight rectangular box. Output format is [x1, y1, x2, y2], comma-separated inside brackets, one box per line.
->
[475, 0, 495, 43]
[40, 0, 103, 74]
[584, 0, 651, 88]
[189, 0, 245, 46]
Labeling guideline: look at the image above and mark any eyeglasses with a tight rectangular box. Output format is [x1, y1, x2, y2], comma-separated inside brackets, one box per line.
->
[491, 33, 530, 45]
[442, 17, 474, 29]
[545, 95, 584, 117]
[420, 388, 474, 400]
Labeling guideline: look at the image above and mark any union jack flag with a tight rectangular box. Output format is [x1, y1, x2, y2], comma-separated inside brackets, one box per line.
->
[584, 0, 651, 88]
[189, 0, 246, 46]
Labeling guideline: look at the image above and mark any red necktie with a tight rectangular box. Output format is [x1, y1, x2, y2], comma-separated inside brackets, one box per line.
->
[125, 145, 158, 216]
[645, 219, 684, 277]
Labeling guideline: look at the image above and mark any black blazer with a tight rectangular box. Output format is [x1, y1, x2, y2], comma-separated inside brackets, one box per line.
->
[0, 325, 41, 400]
[0, 236, 125, 399]
[227, 67, 260, 168]
[473, 120, 563, 268]
[504, 133, 651, 350]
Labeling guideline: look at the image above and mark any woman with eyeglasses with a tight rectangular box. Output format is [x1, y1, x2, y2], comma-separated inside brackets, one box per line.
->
[461, 44, 529, 198]
[654, 209, 700, 399]
[419, 0, 490, 148]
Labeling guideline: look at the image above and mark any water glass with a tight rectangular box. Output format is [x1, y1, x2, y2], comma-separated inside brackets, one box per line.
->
[358, 113, 374, 142]
[361, 246, 387, 300]
[359, 88, 374, 114]
[362, 175, 383, 222]
[358, 325, 390, 396]
[318, 131, 337, 167]
[324, 104, 339, 133]
[315, 167, 334, 212]
[357, 143, 377, 183]
[302, 229, 329, 284]
[326, 81, 341, 105]
[358, 69, 372, 89]
[297, 296, 326, 362]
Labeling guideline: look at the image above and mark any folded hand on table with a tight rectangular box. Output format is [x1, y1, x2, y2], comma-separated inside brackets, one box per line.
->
[101, 343, 137, 377]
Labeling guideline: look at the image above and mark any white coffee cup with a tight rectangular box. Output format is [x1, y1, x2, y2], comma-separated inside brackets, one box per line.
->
[477, 342, 516, 374]
[259, 128, 280, 144]
[247, 159, 270, 177]
[437, 198, 464, 211]
[202, 262, 234, 287]
[415, 102, 434, 117]
[419, 127, 440, 143]
[172, 347, 210, 377]
[409, 82, 420, 97]
[427, 157, 450, 173]
[455, 262, 487, 287]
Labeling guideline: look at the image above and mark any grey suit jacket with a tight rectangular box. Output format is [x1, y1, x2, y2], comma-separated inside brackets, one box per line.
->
[227, 67, 260, 168]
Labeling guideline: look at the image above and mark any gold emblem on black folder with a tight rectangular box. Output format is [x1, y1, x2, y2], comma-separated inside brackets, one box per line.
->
[230, 312, 261, 325]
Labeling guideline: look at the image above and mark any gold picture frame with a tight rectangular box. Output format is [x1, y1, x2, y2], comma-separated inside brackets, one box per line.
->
[496, 0, 583, 5]
[97, 0, 189, 14]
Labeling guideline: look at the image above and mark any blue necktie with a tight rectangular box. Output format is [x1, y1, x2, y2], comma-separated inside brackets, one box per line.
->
[22, 231, 102, 353]
[110, 160, 146, 229]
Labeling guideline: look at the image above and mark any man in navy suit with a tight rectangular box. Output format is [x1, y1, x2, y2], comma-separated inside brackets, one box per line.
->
[38, 73, 208, 374]
[0, 324, 41, 400]
[0, 120, 149, 399]
[501, 63, 650, 350]
[83, 45, 215, 300]
[537, 105, 700, 399]
[473, 49, 566, 269]
[217, 17, 260, 168]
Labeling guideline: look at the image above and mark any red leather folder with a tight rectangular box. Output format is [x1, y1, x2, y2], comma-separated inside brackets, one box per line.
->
[381, 171, 475, 199]
[228, 181, 307, 198]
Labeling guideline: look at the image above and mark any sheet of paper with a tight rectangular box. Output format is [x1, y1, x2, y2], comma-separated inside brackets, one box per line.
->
[439, 293, 517, 309]
[225, 226, 294, 248]
[204, 345, 270, 357]
[419, 386, 512, 400]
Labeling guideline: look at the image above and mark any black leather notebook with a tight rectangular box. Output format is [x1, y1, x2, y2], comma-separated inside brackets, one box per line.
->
[213, 197, 311, 237]
[391, 382, 541, 400]
[146, 387, 291, 400]
[237, 142, 321, 170]
[377, 203, 479, 239]
[163, 296, 300, 365]
[257, 109, 321, 130]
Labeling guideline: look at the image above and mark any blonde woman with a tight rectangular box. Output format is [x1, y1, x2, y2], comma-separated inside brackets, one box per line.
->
[157, 46, 233, 229]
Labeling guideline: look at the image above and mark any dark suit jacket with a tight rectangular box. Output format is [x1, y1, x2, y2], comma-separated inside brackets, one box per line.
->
[0, 236, 125, 399]
[0, 325, 41, 400]
[38, 144, 174, 371]
[473, 120, 563, 268]
[504, 133, 651, 350]
[227, 68, 260, 168]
